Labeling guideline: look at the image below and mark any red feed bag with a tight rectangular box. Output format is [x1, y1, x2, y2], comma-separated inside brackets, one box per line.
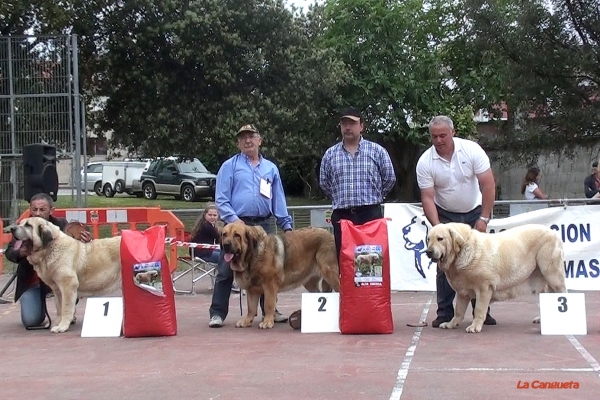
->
[339, 218, 393, 334]
[121, 225, 177, 337]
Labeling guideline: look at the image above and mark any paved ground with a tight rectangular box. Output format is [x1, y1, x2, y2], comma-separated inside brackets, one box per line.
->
[0, 272, 598, 399]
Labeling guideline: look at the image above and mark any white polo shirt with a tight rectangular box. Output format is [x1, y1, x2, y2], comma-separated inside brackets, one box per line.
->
[416, 137, 490, 213]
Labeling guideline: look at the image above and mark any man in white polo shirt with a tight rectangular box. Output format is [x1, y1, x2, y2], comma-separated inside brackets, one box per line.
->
[416, 115, 497, 328]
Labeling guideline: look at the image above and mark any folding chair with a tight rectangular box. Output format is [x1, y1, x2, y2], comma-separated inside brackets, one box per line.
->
[173, 232, 218, 294]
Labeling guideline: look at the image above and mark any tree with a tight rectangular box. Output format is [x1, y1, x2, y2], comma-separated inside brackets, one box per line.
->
[318, 0, 479, 200]
[95, 0, 346, 188]
[457, 0, 600, 154]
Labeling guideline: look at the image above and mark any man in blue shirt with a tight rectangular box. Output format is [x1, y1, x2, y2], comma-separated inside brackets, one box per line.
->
[320, 107, 396, 258]
[208, 124, 293, 328]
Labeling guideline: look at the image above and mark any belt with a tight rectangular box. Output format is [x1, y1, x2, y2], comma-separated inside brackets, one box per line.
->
[336, 204, 381, 215]
[239, 215, 271, 223]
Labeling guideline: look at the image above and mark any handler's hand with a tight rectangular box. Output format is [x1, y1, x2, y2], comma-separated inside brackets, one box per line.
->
[474, 219, 487, 233]
[79, 230, 92, 243]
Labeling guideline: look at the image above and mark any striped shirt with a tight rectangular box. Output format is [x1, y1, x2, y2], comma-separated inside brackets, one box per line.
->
[320, 138, 396, 210]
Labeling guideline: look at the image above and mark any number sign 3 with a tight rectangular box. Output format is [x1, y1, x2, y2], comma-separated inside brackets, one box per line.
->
[539, 293, 587, 335]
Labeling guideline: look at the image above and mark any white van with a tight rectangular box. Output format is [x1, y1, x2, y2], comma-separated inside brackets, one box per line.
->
[101, 161, 148, 197]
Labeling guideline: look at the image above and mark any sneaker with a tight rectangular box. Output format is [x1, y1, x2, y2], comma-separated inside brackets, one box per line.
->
[231, 283, 241, 293]
[274, 311, 288, 323]
[431, 316, 451, 328]
[483, 314, 497, 326]
[209, 315, 223, 328]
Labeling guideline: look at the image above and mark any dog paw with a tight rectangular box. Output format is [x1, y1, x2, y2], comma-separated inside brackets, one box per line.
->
[50, 324, 70, 333]
[235, 319, 253, 328]
[532, 316, 541, 324]
[438, 322, 451, 329]
[259, 320, 274, 329]
[465, 324, 482, 333]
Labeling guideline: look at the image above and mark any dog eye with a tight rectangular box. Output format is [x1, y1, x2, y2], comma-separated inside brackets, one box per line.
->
[437, 237, 443, 241]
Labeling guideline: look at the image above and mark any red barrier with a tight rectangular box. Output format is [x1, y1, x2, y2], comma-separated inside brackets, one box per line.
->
[0, 207, 185, 274]
[0, 218, 12, 276]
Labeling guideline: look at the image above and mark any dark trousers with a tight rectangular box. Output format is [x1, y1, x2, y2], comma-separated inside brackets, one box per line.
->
[331, 204, 383, 262]
[435, 205, 491, 319]
[209, 218, 272, 320]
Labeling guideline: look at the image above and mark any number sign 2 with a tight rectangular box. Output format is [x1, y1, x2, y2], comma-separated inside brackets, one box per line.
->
[81, 297, 124, 338]
[300, 293, 340, 333]
[539, 293, 587, 335]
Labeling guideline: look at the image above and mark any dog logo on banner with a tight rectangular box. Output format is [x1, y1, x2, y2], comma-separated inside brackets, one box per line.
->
[401, 215, 433, 279]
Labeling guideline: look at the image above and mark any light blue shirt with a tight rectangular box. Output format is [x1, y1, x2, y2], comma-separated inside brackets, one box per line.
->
[216, 153, 293, 231]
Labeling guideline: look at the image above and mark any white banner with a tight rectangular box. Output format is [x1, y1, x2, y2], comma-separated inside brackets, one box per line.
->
[384, 203, 600, 291]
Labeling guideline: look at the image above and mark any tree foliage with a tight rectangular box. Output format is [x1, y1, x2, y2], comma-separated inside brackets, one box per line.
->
[455, 0, 600, 153]
[95, 1, 346, 174]
[2, 0, 599, 205]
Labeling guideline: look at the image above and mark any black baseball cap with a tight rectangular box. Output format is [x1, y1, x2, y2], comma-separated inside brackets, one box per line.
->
[339, 107, 363, 122]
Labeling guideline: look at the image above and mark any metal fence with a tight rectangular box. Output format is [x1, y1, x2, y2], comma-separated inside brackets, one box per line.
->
[170, 198, 600, 235]
[0, 34, 83, 223]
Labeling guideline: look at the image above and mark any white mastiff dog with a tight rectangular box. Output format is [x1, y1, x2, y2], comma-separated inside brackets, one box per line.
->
[426, 222, 567, 333]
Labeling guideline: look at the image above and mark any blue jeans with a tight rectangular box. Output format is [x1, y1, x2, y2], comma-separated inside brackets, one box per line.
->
[209, 220, 272, 320]
[196, 250, 220, 265]
[19, 284, 46, 328]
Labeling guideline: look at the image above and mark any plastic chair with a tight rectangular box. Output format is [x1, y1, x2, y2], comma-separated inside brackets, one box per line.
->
[173, 232, 218, 294]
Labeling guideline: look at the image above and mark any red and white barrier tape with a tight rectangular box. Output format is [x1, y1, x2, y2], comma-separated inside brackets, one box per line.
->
[0, 238, 219, 255]
[165, 237, 220, 250]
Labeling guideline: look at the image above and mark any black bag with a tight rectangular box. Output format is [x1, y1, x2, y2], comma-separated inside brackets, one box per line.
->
[288, 309, 301, 330]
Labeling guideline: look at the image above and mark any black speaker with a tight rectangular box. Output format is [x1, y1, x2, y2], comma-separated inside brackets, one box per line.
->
[23, 144, 59, 202]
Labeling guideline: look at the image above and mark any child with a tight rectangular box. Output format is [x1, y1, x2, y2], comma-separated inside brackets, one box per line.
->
[521, 167, 548, 200]
[190, 204, 221, 264]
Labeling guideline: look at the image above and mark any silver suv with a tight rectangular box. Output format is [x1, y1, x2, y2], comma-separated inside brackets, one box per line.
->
[80, 162, 103, 196]
[139, 157, 216, 202]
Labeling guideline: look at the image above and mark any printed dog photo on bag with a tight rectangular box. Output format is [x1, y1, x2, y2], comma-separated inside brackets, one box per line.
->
[354, 245, 383, 287]
[133, 261, 164, 296]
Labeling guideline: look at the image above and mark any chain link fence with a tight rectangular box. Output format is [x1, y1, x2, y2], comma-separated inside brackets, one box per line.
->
[0, 34, 82, 223]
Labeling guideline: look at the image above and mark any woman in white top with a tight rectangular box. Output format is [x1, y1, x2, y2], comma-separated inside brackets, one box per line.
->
[521, 167, 548, 200]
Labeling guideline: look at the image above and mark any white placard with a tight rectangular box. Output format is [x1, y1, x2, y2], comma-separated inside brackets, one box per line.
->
[81, 297, 124, 337]
[539, 293, 587, 335]
[301, 292, 340, 333]
[106, 209, 128, 223]
[65, 210, 87, 223]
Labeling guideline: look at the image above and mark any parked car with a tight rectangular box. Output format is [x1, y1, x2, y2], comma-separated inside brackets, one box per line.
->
[80, 162, 103, 196]
[139, 157, 217, 202]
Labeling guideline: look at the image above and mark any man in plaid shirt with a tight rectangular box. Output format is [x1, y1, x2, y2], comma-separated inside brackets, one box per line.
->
[319, 106, 396, 258]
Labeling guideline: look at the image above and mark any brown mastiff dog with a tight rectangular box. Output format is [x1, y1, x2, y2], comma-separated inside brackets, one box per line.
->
[221, 223, 339, 329]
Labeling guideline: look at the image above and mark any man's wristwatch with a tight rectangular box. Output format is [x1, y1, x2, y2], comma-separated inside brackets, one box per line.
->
[479, 216, 490, 223]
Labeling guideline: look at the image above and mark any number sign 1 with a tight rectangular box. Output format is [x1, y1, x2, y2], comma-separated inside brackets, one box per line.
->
[300, 292, 340, 333]
[81, 297, 124, 338]
[539, 293, 587, 335]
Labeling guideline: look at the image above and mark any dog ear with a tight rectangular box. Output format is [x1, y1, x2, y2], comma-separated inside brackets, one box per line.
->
[243, 226, 259, 266]
[449, 226, 465, 255]
[39, 225, 54, 248]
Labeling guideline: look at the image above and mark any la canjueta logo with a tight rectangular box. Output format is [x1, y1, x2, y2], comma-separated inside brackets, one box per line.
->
[517, 380, 580, 389]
